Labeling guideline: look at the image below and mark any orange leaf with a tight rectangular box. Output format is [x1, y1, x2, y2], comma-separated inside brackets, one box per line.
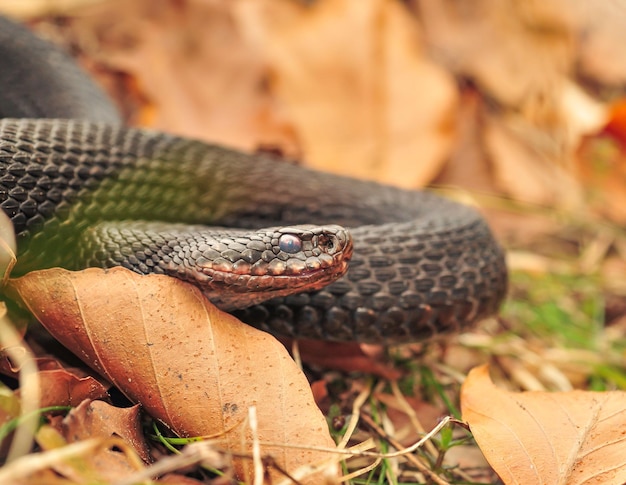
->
[7, 268, 338, 484]
[461, 365, 626, 485]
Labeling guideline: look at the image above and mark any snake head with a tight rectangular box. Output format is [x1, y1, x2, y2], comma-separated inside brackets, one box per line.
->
[185, 224, 353, 310]
[76, 222, 351, 311]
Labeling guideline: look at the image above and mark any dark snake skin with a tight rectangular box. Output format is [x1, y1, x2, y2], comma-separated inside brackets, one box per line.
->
[0, 17, 507, 343]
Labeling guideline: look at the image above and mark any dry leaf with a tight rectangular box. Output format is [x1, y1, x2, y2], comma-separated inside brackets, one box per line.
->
[436, 92, 500, 192]
[282, 339, 402, 380]
[60, 400, 150, 462]
[34, 424, 142, 483]
[0, 0, 105, 18]
[158, 474, 207, 485]
[238, 0, 457, 187]
[43, 0, 296, 153]
[419, 0, 577, 108]
[419, 0, 607, 208]
[0, 348, 109, 408]
[34, 368, 108, 408]
[484, 110, 583, 208]
[7, 267, 338, 484]
[461, 365, 626, 485]
[574, 98, 626, 224]
[576, 1, 626, 86]
[37, 425, 141, 483]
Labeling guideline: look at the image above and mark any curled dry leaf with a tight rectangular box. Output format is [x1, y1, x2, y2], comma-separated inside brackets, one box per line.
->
[35, 367, 109, 408]
[7, 267, 338, 484]
[61, 400, 150, 462]
[36, 421, 142, 484]
[461, 365, 626, 485]
[0, 351, 109, 407]
[33, 423, 143, 484]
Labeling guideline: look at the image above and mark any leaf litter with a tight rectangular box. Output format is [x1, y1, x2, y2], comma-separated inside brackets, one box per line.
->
[462, 365, 626, 485]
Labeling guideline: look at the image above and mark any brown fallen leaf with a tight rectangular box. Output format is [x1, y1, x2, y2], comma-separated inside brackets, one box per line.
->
[281, 339, 402, 380]
[34, 367, 109, 408]
[0, 340, 110, 407]
[60, 400, 150, 463]
[419, 0, 606, 208]
[0, 0, 104, 19]
[36, 421, 143, 484]
[573, 97, 626, 224]
[483, 108, 584, 208]
[461, 365, 626, 485]
[238, 0, 457, 187]
[419, 0, 577, 109]
[576, 1, 626, 87]
[7, 267, 339, 484]
[3, 419, 206, 484]
[158, 473, 207, 485]
[46, 0, 297, 153]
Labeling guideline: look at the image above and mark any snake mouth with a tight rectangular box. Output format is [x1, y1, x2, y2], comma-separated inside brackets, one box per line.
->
[193, 259, 351, 311]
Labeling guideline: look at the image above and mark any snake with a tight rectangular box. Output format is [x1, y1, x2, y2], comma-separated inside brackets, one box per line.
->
[0, 16, 507, 344]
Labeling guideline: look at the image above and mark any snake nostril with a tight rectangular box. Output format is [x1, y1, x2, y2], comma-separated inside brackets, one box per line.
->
[319, 234, 338, 255]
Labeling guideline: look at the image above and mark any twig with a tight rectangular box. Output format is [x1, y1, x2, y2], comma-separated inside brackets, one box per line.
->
[360, 412, 452, 485]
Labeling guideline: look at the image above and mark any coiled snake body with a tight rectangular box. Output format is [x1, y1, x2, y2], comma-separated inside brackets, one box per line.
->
[0, 17, 507, 343]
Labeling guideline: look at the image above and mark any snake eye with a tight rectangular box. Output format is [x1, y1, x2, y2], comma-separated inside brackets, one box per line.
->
[279, 233, 302, 254]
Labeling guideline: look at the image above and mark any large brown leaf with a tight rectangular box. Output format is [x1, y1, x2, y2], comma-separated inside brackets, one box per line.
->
[461, 365, 626, 485]
[7, 268, 338, 484]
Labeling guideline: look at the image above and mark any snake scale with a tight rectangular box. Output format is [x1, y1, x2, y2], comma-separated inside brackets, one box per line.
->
[0, 16, 506, 343]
